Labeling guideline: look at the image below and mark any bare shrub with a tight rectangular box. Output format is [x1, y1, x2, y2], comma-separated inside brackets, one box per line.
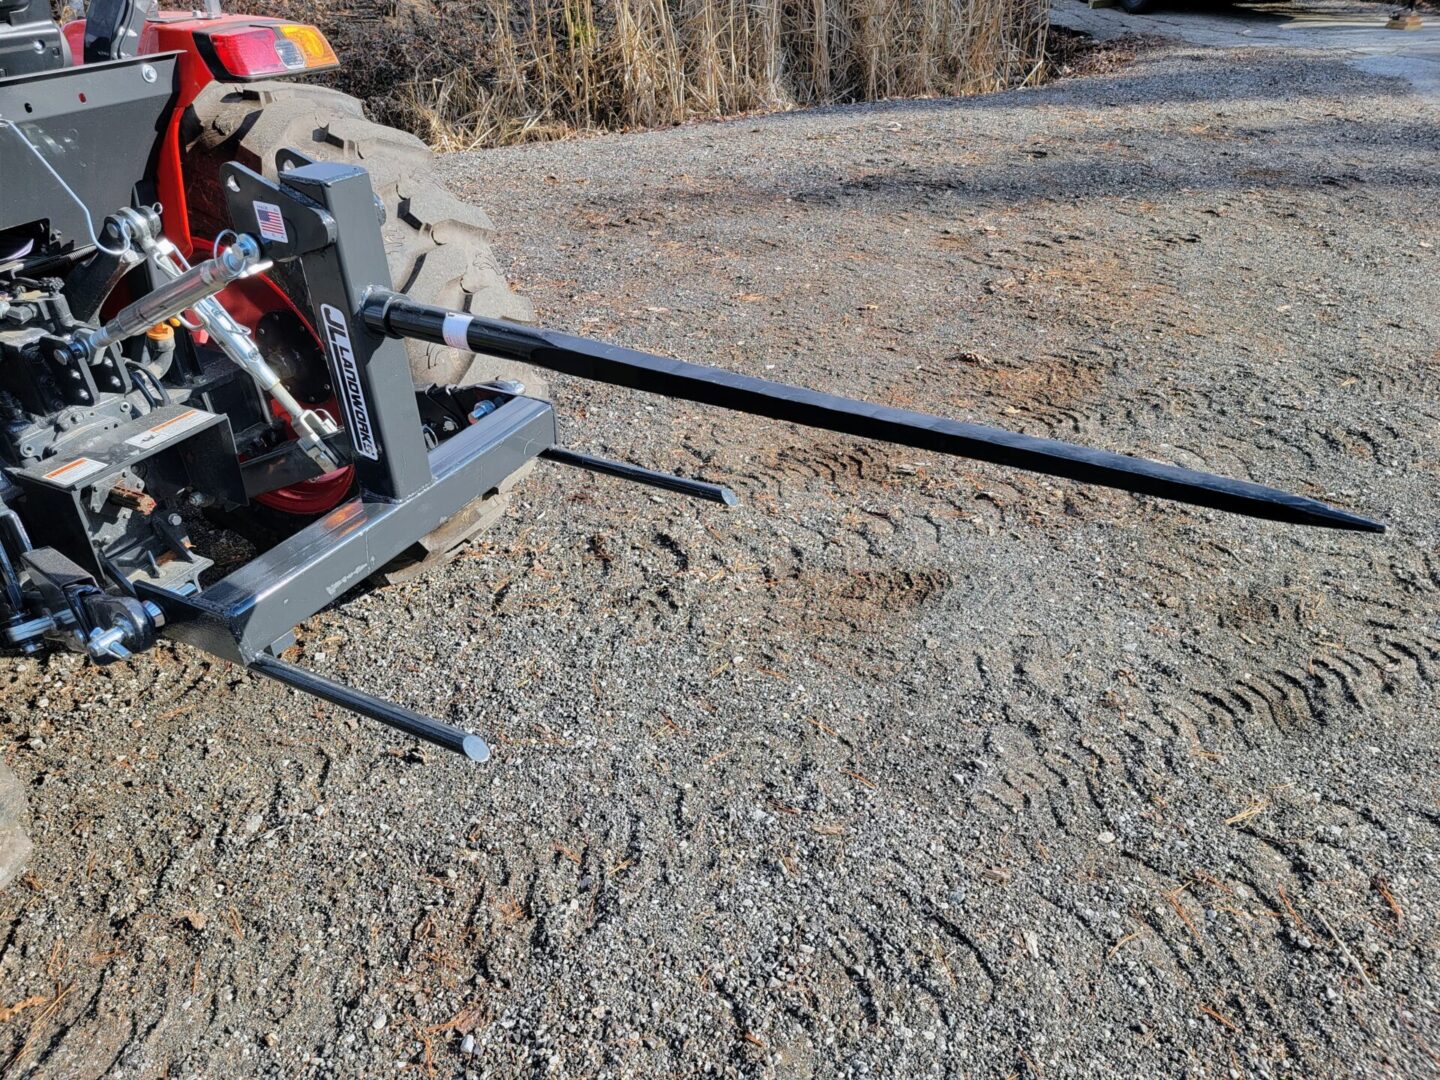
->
[234, 0, 1049, 148]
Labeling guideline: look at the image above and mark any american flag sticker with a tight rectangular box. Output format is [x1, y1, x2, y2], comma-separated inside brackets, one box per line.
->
[253, 201, 288, 244]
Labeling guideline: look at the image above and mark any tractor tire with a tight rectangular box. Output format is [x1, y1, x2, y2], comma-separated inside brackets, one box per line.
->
[0, 761, 31, 891]
[184, 82, 545, 579]
[185, 80, 534, 386]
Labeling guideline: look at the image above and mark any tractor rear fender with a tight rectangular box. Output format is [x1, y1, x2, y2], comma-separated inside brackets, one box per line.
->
[60, 7, 341, 254]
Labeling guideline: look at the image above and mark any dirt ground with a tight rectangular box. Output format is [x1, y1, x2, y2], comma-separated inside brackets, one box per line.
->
[3, 24, 1439, 1080]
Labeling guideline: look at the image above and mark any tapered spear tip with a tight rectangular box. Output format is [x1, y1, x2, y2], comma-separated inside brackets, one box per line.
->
[1241, 485, 1383, 532]
[1315, 504, 1386, 533]
[1282, 490, 1384, 532]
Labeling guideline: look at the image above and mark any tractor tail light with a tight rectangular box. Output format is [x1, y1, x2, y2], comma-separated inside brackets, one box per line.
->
[277, 24, 339, 67]
[208, 24, 338, 79]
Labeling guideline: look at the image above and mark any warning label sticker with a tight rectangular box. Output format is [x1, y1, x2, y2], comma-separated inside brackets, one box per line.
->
[41, 456, 109, 487]
[124, 409, 211, 451]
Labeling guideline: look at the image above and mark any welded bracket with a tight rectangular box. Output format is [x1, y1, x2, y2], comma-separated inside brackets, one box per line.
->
[221, 160, 431, 501]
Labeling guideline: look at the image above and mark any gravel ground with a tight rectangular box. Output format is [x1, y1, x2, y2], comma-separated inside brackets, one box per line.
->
[3, 31, 1439, 1080]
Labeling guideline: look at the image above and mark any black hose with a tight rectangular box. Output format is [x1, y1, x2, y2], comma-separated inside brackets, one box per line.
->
[125, 360, 168, 408]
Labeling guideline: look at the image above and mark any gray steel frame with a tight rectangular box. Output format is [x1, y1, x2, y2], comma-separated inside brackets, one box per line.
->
[134, 157, 558, 663]
[137, 394, 553, 663]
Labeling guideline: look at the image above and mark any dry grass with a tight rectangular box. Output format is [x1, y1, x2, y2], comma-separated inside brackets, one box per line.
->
[236, 0, 1049, 148]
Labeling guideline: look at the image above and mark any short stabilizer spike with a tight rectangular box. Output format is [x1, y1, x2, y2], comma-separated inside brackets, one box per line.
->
[250, 654, 490, 762]
[364, 293, 1384, 534]
[540, 447, 738, 505]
